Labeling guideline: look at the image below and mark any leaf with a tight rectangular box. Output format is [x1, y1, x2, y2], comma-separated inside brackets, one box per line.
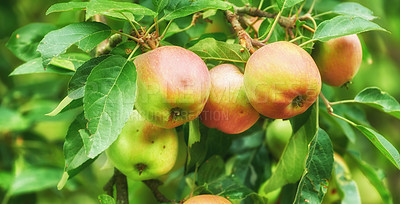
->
[49, 53, 91, 71]
[294, 128, 334, 204]
[260, 105, 318, 194]
[196, 175, 266, 203]
[0, 106, 29, 133]
[63, 113, 93, 173]
[98, 194, 116, 204]
[189, 38, 250, 63]
[47, 56, 110, 117]
[82, 56, 137, 158]
[86, 0, 156, 21]
[197, 155, 225, 185]
[37, 22, 111, 67]
[9, 167, 63, 195]
[188, 118, 201, 147]
[164, 0, 232, 21]
[46, 2, 88, 15]
[277, 0, 304, 10]
[348, 152, 393, 204]
[333, 156, 361, 204]
[6, 23, 56, 61]
[354, 125, 400, 170]
[152, 0, 169, 14]
[313, 16, 386, 42]
[332, 2, 376, 21]
[353, 87, 400, 119]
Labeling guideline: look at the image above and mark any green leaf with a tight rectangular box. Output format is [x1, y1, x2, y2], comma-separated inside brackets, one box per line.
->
[260, 105, 318, 194]
[333, 156, 361, 204]
[37, 22, 111, 67]
[188, 118, 201, 147]
[6, 23, 56, 61]
[82, 56, 137, 158]
[189, 38, 250, 64]
[0, 172, 12, 190]
[196, 175, 266, 203]
[64, 113, 93, 173]
[332, 2, 376, 21]
[294, 128, 334, 204]
[164, 0, 232, 21]
[9, 167, 63, 195]
[353, 87, 400, 119]
[198, 155, 225, 185]
[153, 0, 169, 14]
[86, 0, 156, 21]
[354, 125, 400, 170]
[348, 152, 393, 204]
[46, 2, 88, 15]
[313, 16, 386, 42]
[49, 53, 91, 71]
[46, 56, 109, 117]
[98, 194, 116, 204]
[277, 0, 304, 10]
[0, 106, 29, 132]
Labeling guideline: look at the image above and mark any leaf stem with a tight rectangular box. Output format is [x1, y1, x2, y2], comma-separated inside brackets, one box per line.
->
[260, 0, 286, 43]
[331, 112, 357, 126]
[299, 38, 317, 47]
[120, 12, 140, 37]
[312, 11, 334, 19]
[112, 30, 141, 43]
[127, 43, 140, 61]
[159, 20, 174, 40]
[329, 100, 357, 106]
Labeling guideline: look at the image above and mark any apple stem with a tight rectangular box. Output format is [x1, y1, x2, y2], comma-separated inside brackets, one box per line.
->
[319, 92, 334, 114]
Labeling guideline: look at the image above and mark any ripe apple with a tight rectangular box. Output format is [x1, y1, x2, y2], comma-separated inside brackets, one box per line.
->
[313, 34, 362, 87]
[184, 195, 231, 204]
[244, 41, 321, 119]
[200, 64, 260, 134]
[134, 46, 211, 128]
[266, 119, 292, 159]
[106, 110, 178, 181]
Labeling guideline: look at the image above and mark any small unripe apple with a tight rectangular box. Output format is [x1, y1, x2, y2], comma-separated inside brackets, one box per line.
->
[313, 34, 362, 87]
[106, 110, 178, 181]
[244, 41, 321, 119]
[266, 119, 292, 159]
[134, 46, 211, 128]
[200, 64, 260, 134]
[184, 195, 231, 204]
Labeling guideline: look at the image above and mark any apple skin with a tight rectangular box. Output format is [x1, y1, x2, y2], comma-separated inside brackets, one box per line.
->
[106, 110, 178, 181]
[313, 34, 362, 87]
[134, 46, 211, 128]
[184, 195, 231, 204]
[266, 119, 292, 159]
[244, 41, 322, 119]
[200, 64, 260, 134]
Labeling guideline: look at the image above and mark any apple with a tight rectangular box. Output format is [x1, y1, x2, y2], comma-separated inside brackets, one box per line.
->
[313, 34, 362, 87]
[266, 119, 292, 159]
[106, 110, 179, 181]
[134, 46, 211, 128]
[200, 64, 260, 134]
[184, 195, 231, 204]
[244, 41, 321, 119]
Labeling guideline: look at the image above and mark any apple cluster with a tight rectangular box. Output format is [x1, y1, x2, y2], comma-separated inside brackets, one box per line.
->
[106, 36, 362, 185]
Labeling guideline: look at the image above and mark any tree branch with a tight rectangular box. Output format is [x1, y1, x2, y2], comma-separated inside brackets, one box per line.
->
[225, 10, 265, 53]
[234, 6, 295, 29]
[114, 169, 129, 204]
[143, 179, 171, 203]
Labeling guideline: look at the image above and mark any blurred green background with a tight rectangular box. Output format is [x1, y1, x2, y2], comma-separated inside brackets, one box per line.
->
[0, 0, 399, 203]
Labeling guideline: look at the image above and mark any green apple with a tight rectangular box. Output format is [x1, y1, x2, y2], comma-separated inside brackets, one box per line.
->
[200, 64, 260, 134]
[313, 34, 362, 87]
[106, 110, 178, 181]
[134, 46, 211, 128]
[184, 195, 231, 204]
[266, 119, 292, 159]
[244, 41, 321, 119]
